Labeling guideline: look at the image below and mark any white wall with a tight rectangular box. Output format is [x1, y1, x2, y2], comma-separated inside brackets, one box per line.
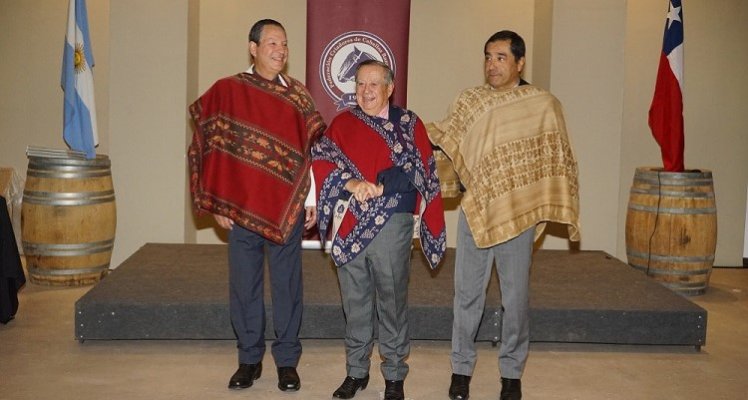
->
[108, 0, 191, 265]
[618, 0, 748, 265]
[409, 0, 537, 248]
[548, 0, 626, 252]
[744, 186, 748, 264]
[1, 0, 746, 266]
[0, 0, 110, 171]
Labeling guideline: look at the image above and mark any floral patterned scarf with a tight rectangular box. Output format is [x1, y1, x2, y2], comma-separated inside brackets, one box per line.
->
[313, 106, 446, 268]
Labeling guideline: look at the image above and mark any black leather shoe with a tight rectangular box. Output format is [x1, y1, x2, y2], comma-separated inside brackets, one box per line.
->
[332, 375, 369, 399]
[384, 380, 404, 400]
[449, 373, 471, 400]
[500, 377, 522, 400]
[277, 366, 301, 391]
[228, 362, 262, 389]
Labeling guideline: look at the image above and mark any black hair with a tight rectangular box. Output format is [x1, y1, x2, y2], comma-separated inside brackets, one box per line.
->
[248, 19, 285, 44]
[484, 30, 525, 60]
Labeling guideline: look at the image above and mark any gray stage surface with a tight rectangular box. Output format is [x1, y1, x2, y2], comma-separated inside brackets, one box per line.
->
[75, 243, 707, 348]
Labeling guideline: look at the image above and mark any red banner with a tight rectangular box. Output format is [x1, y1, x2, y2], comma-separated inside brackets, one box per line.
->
[306, 0, 411, 124]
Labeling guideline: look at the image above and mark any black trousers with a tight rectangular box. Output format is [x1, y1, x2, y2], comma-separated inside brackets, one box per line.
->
[228, 212, 304, 367]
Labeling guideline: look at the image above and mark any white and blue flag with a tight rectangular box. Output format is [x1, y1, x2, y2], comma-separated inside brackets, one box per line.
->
[61, 0, 98, 159]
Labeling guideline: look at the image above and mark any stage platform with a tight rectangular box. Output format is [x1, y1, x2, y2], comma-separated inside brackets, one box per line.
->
[75, 243, 707, 348]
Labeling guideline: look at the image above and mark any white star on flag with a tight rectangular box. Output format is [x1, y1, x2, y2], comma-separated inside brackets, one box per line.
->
[667, 1, 681, 29]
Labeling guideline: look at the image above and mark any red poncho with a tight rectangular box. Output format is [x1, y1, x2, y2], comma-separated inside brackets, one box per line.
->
[188, 72, 325, 243]
[312, 107, 446, 268]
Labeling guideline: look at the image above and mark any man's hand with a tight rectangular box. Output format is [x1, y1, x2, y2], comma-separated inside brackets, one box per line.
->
[345, 179, 384, 202]
[304, 206, 317, 230]
[213, 214, 234, 230]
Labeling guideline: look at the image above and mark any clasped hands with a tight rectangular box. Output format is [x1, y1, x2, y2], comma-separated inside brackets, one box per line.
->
[345, 179, 384, 203]
[212, 179, 382, 231]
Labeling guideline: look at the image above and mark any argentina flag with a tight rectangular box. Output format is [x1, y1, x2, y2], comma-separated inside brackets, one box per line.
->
[61, 0, 98, 159]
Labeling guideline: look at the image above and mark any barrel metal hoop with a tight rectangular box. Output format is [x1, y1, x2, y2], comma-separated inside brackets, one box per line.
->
[660, 281, 708, 289]
[26, 167, 112, 179]
[627, 203, 717, 215]
[28, 156, 110, 168]
[629, 187, 715, 198]
[669, 287, 707, 296]
[23, 190, 115, 206]
[634, 169, 712, 181]
[28, 264, 109, 276]
[629, 263, 712, 276]
[627, 249, 715, 263]
[22, 239, 115, 256]
[633, 177, 713, 187]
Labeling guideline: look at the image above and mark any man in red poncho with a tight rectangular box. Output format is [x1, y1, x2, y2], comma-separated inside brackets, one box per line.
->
[187, 19, 325, 393]
[313, 60, 446, 400]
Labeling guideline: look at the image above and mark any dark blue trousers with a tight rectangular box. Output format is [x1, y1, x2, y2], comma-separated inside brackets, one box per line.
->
[228, 213, 304, 367]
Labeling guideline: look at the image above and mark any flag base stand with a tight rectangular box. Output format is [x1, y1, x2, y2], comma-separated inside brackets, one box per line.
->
[624, 167, 717, 296]
[21, 153, 116, 286]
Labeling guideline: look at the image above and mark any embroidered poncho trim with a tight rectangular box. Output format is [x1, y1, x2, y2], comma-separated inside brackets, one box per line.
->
[188, 72, 325, 243]
[313, 107, 446, 268]
[428, 85, 581, 247]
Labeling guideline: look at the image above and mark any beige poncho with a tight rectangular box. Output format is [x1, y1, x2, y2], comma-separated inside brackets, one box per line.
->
[428, 84, 581, 247]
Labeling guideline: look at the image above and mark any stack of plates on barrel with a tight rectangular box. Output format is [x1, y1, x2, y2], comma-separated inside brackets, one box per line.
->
[26, 146, 87, 159]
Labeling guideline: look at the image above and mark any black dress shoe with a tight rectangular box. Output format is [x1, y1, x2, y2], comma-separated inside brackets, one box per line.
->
[384, 380, 404, 400]
[449, 373, 471, 400]
[228, 362, 262, 389]
[332, 375, 369, 399]
[277, 366, 301, 391]
[500, 377, 522, 400]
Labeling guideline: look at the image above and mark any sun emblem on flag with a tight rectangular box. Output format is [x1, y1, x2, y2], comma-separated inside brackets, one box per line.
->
[74, 43, 87, 73]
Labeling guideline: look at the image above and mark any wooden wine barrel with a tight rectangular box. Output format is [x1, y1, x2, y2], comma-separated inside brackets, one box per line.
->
[625, 167, 717, 296]
[21, 155, 116, 286]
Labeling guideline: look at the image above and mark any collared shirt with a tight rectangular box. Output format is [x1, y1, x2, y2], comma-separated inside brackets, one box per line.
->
[376, 102, 390, 119]
[246, 65, 288, 87]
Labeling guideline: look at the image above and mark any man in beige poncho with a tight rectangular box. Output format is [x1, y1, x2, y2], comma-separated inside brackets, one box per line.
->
[428, 30, 581, 400]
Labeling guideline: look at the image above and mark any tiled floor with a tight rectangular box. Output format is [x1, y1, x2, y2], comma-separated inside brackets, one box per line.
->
[1, 267, 747, 400]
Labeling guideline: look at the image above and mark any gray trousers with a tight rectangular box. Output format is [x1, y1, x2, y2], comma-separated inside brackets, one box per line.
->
[337, 213, 414, 381]
[451, 209, 534, 379]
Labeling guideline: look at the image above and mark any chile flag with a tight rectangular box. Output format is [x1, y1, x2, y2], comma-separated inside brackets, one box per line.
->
[648, 0, 684, 172]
